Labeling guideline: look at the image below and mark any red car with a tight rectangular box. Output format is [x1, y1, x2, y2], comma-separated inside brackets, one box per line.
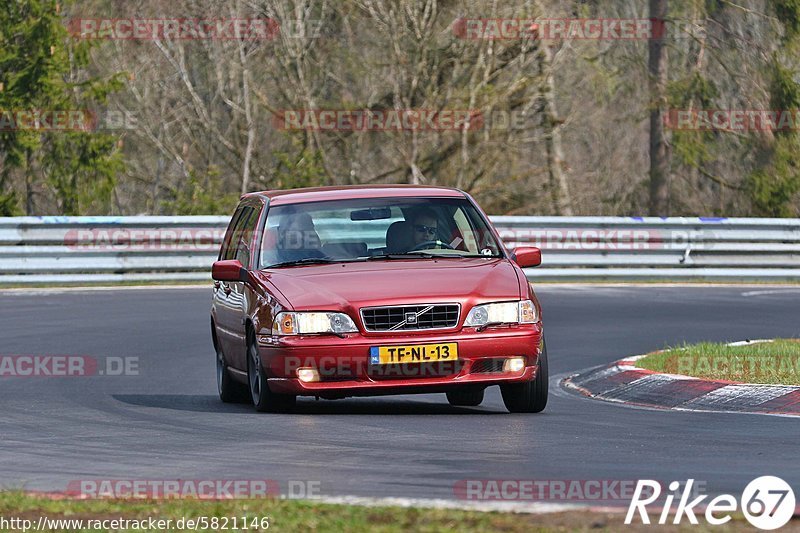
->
[210, 186, 546, 413]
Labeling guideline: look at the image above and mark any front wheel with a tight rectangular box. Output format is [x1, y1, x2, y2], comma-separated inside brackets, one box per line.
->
[247, 333, 296, 413]
[500, 338, 549, 413]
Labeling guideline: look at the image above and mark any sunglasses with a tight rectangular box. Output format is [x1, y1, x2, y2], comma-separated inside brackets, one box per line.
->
[414, 224, 438, 236]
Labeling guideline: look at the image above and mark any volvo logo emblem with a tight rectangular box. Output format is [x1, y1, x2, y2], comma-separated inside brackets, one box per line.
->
[405, 312, 417, 324]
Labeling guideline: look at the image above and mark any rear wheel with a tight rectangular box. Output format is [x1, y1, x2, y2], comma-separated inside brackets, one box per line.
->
[500, 338, 549, 413]
[216, 346, 249, 403]
[446, 387, 485, 407]
[247, 332, 296, 413]
[213, 322, 248, 403]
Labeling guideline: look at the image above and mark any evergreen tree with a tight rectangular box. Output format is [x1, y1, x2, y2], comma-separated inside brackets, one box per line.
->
[0, 0, 124, 215]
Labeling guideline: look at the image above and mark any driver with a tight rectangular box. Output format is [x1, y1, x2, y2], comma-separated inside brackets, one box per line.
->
[410, 208, 439, 248]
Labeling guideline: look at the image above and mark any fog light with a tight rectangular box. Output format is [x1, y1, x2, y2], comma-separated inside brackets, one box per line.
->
[503, 357, 526, 373]
[296, 368, 320, 383]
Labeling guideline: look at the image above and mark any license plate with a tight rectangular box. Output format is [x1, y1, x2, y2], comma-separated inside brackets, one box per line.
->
[370, 343, 458, 365]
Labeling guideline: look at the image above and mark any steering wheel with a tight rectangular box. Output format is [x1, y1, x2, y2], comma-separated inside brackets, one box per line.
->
[410, 240, 455, 252]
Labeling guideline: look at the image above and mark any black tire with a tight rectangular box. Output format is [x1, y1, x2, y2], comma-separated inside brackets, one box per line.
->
[446, 387, 485, 407]
[500, 338, 549, 413]
[212, 322, 249, 403]
[216, 345, 250, 403]
[247, 331, 296, 413]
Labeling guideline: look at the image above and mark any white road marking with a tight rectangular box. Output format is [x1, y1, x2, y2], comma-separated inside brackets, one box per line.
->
[741, 289, 800, 297]
[601, 374, 678, 400]
[314, 495, 586, 514]
[726, 339, 774, 346]
[681, 384, 797, 408]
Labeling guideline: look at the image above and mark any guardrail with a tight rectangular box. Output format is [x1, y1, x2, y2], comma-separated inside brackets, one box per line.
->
[0, 215, 798, 284]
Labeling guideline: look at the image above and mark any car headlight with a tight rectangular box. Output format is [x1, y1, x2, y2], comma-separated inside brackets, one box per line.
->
[464, 300, 538, 327]
[272, 312, 358, 335]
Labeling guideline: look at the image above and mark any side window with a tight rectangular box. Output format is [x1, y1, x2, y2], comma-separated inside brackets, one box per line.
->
[222, 206, 254, 261]
[234, 207, 258, 268]
[219, 207, 244, 261]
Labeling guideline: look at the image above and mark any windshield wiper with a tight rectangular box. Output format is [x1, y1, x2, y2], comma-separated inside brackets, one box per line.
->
[265, 258, 344, 268]
[437, 253, 502, 258]
[367, 252, 501, 260]
[403, 251, 502, 258]
[403, 251, 462, 258]
[365, 253, 432, 260]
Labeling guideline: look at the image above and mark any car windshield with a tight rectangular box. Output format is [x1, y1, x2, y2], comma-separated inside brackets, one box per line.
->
[259, 196, 503, 268]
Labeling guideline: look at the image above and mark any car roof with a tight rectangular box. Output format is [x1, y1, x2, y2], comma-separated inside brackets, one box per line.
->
[243, 185, 466, 206]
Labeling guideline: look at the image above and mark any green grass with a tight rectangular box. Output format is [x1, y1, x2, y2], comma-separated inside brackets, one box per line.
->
[0, 492, 525, 533]
[0, 491, 587, 533]
[636, 339, 800, 385]
[0, 491, 780, 532]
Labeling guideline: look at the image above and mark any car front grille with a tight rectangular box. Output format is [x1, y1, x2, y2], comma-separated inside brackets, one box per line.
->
[360, 304, 460, 332]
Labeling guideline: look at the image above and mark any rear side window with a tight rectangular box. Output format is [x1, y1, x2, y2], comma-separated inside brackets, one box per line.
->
[234, 207, 259, 268]
[218, 207, 244, 261]
[221, 205, 257, 264]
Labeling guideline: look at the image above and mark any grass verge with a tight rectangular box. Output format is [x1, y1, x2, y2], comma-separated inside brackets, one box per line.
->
[636, 339, 800, 385]
[0, 492, 777, 532]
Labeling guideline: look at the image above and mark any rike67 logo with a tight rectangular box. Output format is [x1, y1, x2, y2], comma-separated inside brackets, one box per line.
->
[626, 476, 796, 530]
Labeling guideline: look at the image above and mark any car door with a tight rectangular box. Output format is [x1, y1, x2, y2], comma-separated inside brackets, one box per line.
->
[225, 204, 262, 371]
[213, 204, 255, 366]
[213, 205, 242, 349]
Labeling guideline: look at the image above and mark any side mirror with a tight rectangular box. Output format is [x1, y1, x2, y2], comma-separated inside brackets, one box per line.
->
[212, 259, 249, 282]
[512, 246, 541, 268]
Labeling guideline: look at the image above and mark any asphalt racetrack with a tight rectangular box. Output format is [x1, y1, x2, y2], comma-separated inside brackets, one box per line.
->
[1, 285, 799, 503]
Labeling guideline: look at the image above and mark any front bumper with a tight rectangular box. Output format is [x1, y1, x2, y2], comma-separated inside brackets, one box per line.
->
[257, 324, 543, 397]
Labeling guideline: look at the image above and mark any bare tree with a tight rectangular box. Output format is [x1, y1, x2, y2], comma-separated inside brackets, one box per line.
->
[648, 0, 670, 215]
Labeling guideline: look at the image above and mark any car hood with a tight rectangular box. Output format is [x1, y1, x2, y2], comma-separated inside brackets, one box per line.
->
[254, 258, 523, 311]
